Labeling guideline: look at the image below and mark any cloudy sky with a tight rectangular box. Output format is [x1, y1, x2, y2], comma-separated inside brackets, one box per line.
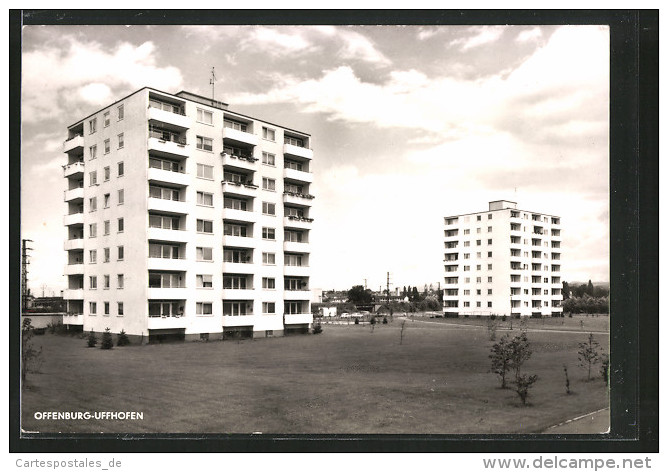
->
[21, 23, 609, 294]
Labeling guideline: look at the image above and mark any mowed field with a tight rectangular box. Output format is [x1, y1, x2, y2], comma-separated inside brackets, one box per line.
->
[21, 319, 609, 435]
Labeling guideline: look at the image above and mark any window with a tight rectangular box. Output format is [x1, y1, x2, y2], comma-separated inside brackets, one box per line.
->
[117, 246, 124, 261]
[196, 274, 213, 288]
[89, 301, 97, 314]
[103, 111, 110, 127]
[262, 227, 275, 240]
[262, 302, 276, 314]
[224, 197, 247, 210]
[488, 214, 492, 220]
[476, 240, 481, 246]
[488, 239, 492, 245]
[476, 277, 482, 283]
[118, 161, 124, 177]
[224, 119, 247, 131]
[117, 105, 124, 120]
[223, 248, 250, 263]
[476, 289, 481, 295]
[149, 242, 182, 259]
[104, 275, 110, 289]
[89, 118, 97, 135]
[197, 191, 213, 206]
[196, 136, 213, 151]
[224, 223, 247, 237]
[103, 220, 110, 235]
[197, 108, 213, 124]
[104, 167, 110, 181]
[477, 215, 482, 221]
[196, 302, 213, 316]
[89, 223, 97, 238]
[104, 302, 110, 315]
[487, 302, 493, 308]
[197, 163, 214, 179]
[463, 229, 470, 235]
[117, 274, 124, 289]
[89, 197, 97, 212]
[104, 247, 110, 262]
[104, 194, 110, 208]
[476, 302, 481, 307]
[262, 177, 276, 191]
[463, 302, 470, 307]
[262, 201, 275, 215]
[477, 228, 481, 234]
[197, 219, 213, 233]
[487, 251, 492, 258]
[104, 139, 110, 154]
[117, 302, 124, 316]
[89, 276, 97, 290]
[284, 230, 304, 243]
[89, 249, 97, 264]
[488, 226, 492, 232]
[476, 265, 481, 271]
[487, 264, 492, 270]
[223, 275, 249, 290]
[464, 241, 470, 247]
[118, 218, 124, 233]
[89, 171, 97, 186]
[262, 127, 275, 141]
[463, 266, 470, 272]
[197, 247, 213, 262]
[262, 252, 275, 265]
[262, 277, 276, 289]
[117, 189, 124, 205]
[262, 152, 275, 166]
[487, 289, 493, 295]
[118, 133, 124, 149]
[464, 253, 470, 259]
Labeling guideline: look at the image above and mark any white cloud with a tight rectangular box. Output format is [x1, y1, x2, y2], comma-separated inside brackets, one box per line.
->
[450, 26, 506, 51]
[22, 36, 183, 123]
[516, 27, 543, 43]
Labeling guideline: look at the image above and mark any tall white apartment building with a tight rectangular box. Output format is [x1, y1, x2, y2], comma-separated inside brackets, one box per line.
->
[442, 200, 563, 317]
[62, 87, 314, 341]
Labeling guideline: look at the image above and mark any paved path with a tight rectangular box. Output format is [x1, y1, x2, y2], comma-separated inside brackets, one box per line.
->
[543, 408, 610, 434]
[394, 317, 609, 335]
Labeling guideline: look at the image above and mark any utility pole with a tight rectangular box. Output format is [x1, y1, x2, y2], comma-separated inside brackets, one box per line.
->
[363, 278, 367, 290]
[22, 239, 33, 312]
[386, 272, 392, 304]
[209, 67, 216, 101]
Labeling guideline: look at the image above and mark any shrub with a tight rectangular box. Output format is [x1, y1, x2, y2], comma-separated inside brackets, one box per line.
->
[490, 314, 497, 320]
[600, 353, 609, 386]
[312, 322, 323, 335]
[354, 318, 359, 325]
[86, 330, 97, 348]
[516, 374, 538, 405]
[382, 316, 388, 324]
[22, 318, 43, 382]
[501, 315, 507, 322]
[116, 329, 130, 346]
[370, 317, 377, 325]
[100, 328, 114, 350]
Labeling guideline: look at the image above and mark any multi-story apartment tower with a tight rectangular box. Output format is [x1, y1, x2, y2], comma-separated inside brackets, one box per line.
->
[62, 87, 314, 341]
[442, 200, 563, 317]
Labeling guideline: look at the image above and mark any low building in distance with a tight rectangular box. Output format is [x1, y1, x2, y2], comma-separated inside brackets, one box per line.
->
[62, 87, 314, 341]
[442, 200, 563, 317]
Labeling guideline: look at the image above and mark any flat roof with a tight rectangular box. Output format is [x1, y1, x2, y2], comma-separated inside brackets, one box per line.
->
[444, 207, 560, 219]
[67, 86, 310, 137]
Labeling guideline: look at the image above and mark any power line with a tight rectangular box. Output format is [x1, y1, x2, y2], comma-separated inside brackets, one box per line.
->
[22, 239, 33, 312]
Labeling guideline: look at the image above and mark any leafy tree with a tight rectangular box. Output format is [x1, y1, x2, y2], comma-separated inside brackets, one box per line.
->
[587, 280, 595, 296]
[87, 330, 98, 348]
[562, 281, 571, 300]
[487, 318, 498, 341]
[516, 374, 538, 405]
[578, 333, 601, 380]
[411, 286, 419, 302]
[101, 328, 114, 349]
[116, 329, 130, 346]
[347, 285, 374, 305]
[489, 334, 512, 388]
[21, 318, 43, 382]
[509, 332, 532, 383]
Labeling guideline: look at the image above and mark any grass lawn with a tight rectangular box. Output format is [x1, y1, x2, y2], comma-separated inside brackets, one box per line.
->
[21, 322, 609, 434]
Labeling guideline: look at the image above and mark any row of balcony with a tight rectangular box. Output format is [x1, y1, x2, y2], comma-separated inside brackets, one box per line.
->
[146, 312, 313, 330]
[63, 285, 312, 301]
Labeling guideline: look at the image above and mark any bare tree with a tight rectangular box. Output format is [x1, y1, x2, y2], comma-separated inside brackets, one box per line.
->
[399, 320, 406, 345]
[578, 333, 601, 380]
[21, 318, 43, 383]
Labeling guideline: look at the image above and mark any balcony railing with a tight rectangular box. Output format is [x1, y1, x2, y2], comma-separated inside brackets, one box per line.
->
[221, 151, 258, 162]
[286, 215, 314, 223]
[283, 191, 315, 200]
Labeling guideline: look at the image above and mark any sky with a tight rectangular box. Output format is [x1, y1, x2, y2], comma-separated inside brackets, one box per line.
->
[20, 23, 610, 295]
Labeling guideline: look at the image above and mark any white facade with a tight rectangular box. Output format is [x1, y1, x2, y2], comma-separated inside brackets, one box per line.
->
[442, 200, 563, 317]
[63, 88, 313, 339]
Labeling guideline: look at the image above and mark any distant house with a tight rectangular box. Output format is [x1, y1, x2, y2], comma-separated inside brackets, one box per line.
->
[319, 306, 337, 317]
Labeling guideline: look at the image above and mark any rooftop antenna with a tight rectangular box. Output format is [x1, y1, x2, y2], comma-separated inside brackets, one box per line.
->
[209, 67, 216, 101]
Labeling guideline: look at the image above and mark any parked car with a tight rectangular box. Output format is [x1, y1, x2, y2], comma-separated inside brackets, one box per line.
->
[340, 313, 351, 318]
